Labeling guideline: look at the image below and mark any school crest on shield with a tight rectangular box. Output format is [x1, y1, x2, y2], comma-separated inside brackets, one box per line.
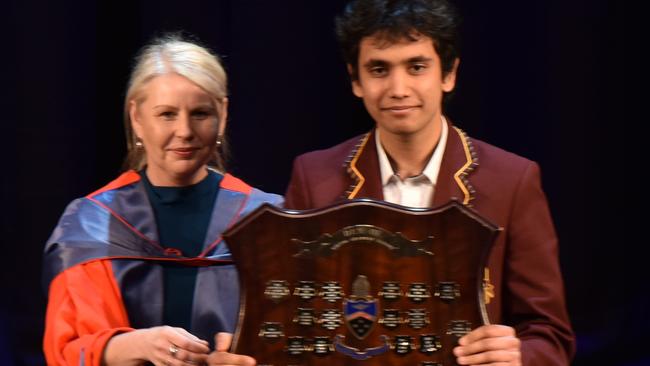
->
[343, 275, 378, 339]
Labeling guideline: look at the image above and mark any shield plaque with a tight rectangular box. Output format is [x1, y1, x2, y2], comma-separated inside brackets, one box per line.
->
[224, 199, 499, 366]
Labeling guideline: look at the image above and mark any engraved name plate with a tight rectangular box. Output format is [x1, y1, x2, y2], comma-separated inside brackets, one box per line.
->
[293, 281, 317, 300]
[319, 309, 343, 330]
[293, 308, 316, 326]
[406, 309, 429, 329]
[407, 283, 431, 303]
[434, 281, 460, 302]
[419, 334, 442, 354]
[447, 320, 472, 337]
[313, 336, 333, 356]
[320, 281, 344, 303]
[379, 309, 402, 329]
[378, 281, 402, 301]
[286, 337, 306, 355]
[394, 335, 414, 355]
[258, 322, 284, 341]
[264, 280, 290, 302]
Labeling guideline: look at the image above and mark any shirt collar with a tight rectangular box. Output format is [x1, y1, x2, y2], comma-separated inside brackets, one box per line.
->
[376, 116, 449, 186]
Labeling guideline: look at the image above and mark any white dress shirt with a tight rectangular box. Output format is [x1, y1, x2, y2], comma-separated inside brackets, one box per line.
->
[376, 117, 448, 208]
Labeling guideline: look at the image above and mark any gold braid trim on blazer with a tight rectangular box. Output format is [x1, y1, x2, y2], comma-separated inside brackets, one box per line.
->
[452, 126, 479, 206]
[344, 132, 371, 199]
[344, 126, 479, 205]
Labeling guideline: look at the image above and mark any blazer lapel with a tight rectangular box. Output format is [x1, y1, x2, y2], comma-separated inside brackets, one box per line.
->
[345, 123, 478, 207]
[433, 121, 479, 207]
[346, 130, 384, 201]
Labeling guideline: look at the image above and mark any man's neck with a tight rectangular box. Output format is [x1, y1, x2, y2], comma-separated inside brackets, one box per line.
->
[378, 118, 443, 178]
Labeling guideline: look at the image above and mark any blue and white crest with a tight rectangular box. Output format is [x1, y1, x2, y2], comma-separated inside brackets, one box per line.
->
[343, 275, 378, 339]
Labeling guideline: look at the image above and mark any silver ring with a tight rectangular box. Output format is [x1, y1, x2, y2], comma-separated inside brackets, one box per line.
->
[169, 344, 179, 357]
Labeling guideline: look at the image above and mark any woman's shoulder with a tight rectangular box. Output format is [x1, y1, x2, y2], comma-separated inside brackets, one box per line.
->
[86, 171, 142, 200]
[250, 187, 284, 206]
[216, 171, 283, 206]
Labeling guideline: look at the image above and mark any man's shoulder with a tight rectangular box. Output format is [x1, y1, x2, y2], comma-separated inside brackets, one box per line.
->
[293, 133, 367, 167]
[296, 134, 367, 160]
[468, 134, 537, 172]
[457, 133, 543, 194]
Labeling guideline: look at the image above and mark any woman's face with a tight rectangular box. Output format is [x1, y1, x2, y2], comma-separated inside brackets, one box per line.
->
[130, 73, 227, 186]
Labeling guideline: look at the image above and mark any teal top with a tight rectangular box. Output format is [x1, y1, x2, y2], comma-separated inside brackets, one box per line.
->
[141, 169, 222, 330]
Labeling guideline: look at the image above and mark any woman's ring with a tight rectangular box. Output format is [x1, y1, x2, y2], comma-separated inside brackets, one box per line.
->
[169, 344, 179, 357]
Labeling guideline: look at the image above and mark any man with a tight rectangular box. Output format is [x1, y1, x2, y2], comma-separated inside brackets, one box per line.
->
[284, 0, 575, 365]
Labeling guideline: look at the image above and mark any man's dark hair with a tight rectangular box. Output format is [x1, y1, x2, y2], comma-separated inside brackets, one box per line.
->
[335, 0, 460, 81]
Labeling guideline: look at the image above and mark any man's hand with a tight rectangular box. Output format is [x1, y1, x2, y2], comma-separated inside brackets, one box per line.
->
[453, 324, 521, 365]
[205, 332, 256, 366]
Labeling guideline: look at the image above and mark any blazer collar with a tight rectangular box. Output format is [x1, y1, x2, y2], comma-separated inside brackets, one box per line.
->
[433, 121, 479, 207]
[344, 130, 384, 201]
[344, 118, 478, 207]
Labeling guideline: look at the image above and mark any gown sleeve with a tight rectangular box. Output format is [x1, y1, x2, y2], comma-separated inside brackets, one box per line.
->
[43, 259, 134, 366]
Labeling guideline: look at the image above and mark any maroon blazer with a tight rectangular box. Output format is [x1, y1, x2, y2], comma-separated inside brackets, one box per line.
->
[285, 122, 575, 366]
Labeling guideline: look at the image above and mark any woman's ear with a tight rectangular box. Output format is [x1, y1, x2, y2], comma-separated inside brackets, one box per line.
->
[217, 97, 229, 136]
[129, 100, 143, 138]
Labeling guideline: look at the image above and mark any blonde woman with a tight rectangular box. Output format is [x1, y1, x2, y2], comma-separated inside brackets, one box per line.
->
[43, 35, 281, 366]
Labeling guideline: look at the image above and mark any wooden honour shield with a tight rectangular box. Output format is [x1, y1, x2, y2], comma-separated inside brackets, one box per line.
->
[224, 199, 499, 366]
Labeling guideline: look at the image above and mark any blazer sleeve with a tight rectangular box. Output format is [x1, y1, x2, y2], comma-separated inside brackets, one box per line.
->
[43, 259, 134, 366]
[284, 156, 312, 210]
[505, 162, 575, 365]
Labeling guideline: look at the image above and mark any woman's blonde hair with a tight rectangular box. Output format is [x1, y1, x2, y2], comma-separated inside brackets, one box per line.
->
[123, 34, 229, 171]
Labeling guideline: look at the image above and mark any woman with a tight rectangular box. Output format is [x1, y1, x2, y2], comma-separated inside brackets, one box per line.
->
[42, 35, 281, 365]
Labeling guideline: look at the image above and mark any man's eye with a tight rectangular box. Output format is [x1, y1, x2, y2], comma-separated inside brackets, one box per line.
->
[410, 64, 427, 73]
[369, 67, 387, 76]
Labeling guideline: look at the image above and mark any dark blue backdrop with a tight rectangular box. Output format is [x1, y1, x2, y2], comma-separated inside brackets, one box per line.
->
[2, 1, 633, 365]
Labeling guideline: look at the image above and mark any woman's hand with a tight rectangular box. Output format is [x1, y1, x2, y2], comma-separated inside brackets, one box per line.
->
[103, 326, 210, 366]
[206, 333, 256, 366]
[453, 324, 522, 366]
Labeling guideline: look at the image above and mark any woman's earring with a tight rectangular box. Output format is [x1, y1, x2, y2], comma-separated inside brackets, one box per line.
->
[135, 139, 144, 148]
[215, 136, 223, 147]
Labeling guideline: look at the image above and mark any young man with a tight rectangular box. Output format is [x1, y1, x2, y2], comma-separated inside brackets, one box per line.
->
[284, 0, 575, 365]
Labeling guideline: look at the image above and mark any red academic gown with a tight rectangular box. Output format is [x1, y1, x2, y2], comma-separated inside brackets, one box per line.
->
[43, 171, 283, 366]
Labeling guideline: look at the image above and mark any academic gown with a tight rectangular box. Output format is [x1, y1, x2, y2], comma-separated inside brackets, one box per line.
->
[42, 170, 283, 366]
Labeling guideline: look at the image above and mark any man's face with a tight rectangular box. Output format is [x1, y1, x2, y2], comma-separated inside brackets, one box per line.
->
[351, 34, 458, 139]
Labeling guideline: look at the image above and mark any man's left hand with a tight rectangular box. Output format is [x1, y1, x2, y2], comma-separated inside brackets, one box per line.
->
[205, 333, 256, 366]
[453, 324, 521, 365]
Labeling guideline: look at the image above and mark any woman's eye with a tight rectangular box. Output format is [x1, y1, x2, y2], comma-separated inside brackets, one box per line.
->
[192, 109, 215, 120]
[193, 111, 209, 119]
[159, 111, 176, 120]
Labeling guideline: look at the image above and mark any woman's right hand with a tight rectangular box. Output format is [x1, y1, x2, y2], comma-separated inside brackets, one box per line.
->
[103, 325, 210, 366]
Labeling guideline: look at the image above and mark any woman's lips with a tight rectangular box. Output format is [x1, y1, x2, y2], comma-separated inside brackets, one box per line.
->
[170, 147, 198, 158]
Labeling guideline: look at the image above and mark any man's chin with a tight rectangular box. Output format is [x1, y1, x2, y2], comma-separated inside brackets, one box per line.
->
[378, 123, 422, 137]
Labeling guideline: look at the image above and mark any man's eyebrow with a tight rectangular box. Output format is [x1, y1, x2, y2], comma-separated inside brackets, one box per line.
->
[406, 56, 433, 63]
[363, 59, 390, 68]
[362, 56, 433, 68]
